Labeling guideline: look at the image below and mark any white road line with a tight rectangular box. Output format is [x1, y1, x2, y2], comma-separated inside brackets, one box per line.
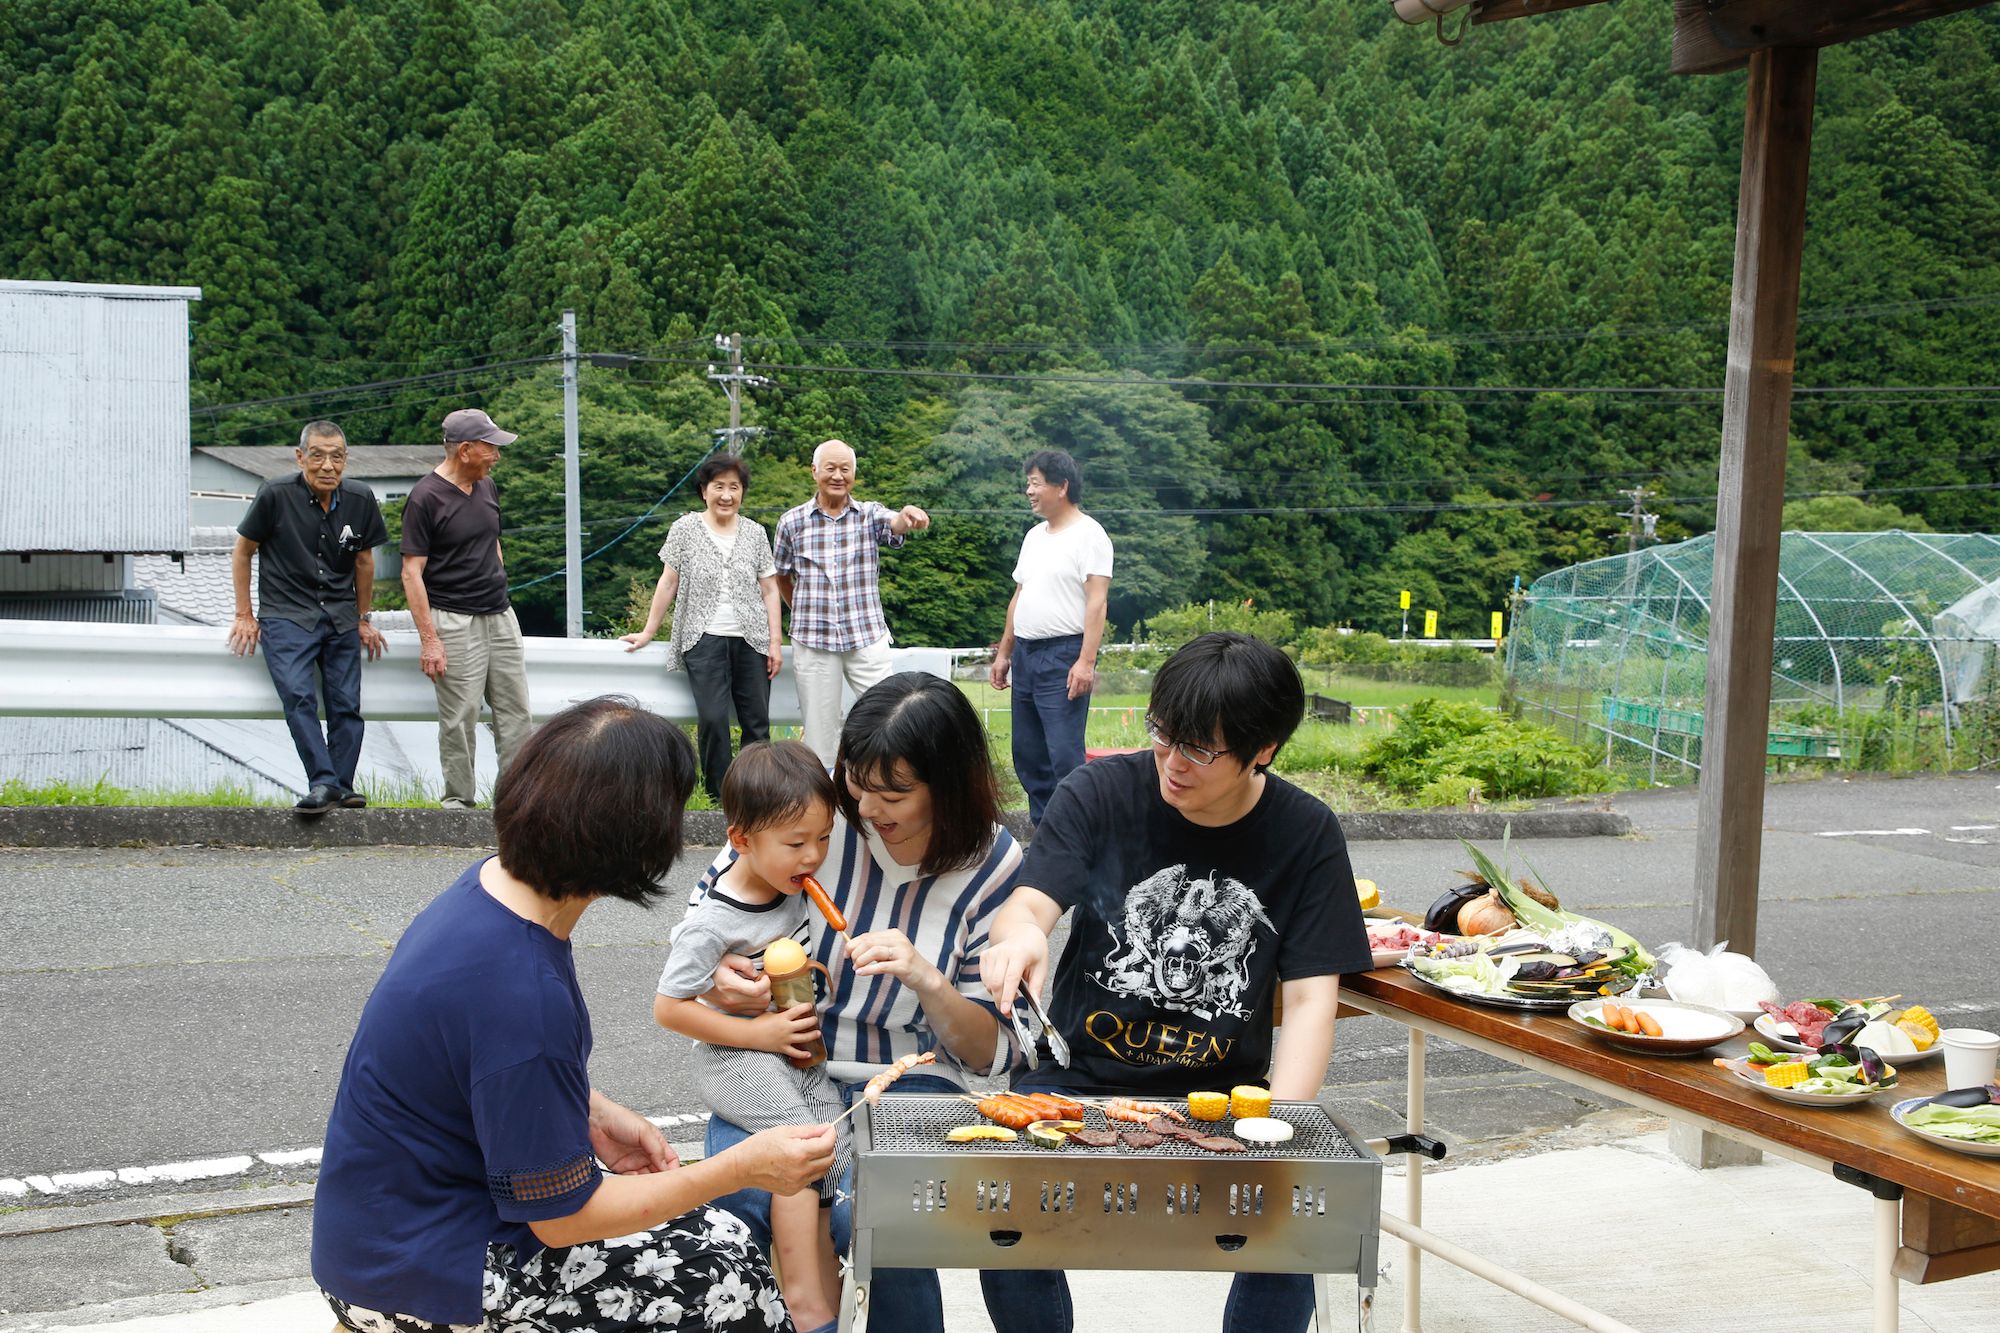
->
[115, 1156, 256, 1187]
[1814, 828, 1930, 837]
[1950, 825, 1998, 831]
[5, 1113, 714, 1197]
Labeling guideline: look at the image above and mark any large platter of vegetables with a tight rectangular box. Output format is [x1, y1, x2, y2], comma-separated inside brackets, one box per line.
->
[1400, 837, 1653, 1012]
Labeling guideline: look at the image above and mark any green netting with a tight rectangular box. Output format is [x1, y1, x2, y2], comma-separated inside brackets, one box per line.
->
[1505, 531, 2000, 778]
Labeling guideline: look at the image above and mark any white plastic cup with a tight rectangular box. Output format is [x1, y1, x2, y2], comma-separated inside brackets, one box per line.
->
[1939, 1028, 2000, 1091]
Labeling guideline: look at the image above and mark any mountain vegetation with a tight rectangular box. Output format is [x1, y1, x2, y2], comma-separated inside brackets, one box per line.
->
[6, 1, 1997, 639]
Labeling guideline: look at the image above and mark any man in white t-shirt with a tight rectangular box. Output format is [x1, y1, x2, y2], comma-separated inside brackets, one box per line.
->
[989, 449, 1113, 825]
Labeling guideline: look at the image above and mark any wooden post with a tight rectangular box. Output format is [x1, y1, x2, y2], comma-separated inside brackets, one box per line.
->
[1692, 46, 1820, 958]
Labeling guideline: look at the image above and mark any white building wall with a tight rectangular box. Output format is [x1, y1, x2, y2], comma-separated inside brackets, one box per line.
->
[0, 280, 201, 554]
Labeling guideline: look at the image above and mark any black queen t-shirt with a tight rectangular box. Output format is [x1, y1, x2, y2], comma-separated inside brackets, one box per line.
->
[1015, 751, 1371, 1097]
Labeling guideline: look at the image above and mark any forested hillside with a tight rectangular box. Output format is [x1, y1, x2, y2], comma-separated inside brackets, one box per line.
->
[5, 1, 1997, 640]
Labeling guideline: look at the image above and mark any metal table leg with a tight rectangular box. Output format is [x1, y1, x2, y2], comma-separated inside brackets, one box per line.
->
[1874, 1194, 1900, 1333]
[1404, 1029, 1425, 1333]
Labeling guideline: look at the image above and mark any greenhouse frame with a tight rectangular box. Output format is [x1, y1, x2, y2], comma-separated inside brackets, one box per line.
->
[1505, 531, 2000, 778]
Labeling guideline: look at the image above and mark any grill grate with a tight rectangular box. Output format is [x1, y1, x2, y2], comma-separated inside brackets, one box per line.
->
[864, 1094, 1369, 1162]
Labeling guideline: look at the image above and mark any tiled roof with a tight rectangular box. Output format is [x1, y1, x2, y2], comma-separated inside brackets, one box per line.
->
[193, 445, 442, 482]
[133, 527, 244, 626]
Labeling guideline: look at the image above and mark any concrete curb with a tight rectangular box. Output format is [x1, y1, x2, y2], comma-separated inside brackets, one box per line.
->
[0, 804, 1627, 849]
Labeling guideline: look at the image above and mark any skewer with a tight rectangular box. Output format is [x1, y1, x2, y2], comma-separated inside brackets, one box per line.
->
[827, 1051, 939, 1128]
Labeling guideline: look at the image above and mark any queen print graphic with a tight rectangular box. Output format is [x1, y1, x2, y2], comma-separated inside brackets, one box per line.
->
[1095, 864, 1275, 1022]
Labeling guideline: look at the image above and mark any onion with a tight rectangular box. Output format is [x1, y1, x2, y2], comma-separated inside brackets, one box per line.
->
[1456, 890, 1518, 937]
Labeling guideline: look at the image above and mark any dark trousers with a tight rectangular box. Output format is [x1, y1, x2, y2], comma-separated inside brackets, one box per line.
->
[1011, 633, 1091, 825]
[260, 614, 364, 793]
[683, 633, 772, 799]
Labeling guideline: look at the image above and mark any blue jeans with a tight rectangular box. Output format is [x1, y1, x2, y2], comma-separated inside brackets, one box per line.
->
[702, 1072, 962, 1333]
[1011, 634, 1090, 826]
[259, 614, 364, 792]
[977, 1083, 1315, 1333]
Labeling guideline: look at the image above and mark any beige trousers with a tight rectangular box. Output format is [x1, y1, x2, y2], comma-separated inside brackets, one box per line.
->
[792, 635, 895, 766]
[432, 607, 534, 805]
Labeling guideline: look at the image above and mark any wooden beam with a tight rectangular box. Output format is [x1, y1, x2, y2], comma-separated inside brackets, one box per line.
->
[1471, 0, 1612, 25]
[1705, 0, 1997, 54]
[1673, 0, 1752, 76]
[1691, 46, 1819, 957]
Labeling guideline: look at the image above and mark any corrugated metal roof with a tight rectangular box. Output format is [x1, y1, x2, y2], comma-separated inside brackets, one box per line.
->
[0, 281, 199, 554]
[0, 716, 295, 800]
[193, 444, 442, 482]
[0, 280, 203, 300]
[0, 591, 157, 624]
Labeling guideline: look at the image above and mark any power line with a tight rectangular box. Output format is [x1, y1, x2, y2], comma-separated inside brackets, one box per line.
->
[642, 354, 2000, 399]
[734, 292, 2000, 358]
[192, 356, 559, 416]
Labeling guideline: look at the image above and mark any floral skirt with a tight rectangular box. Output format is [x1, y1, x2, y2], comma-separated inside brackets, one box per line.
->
[325, 1206, 789, 1332]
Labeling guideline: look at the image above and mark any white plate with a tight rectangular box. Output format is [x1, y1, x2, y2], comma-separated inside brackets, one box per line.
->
[1752, 1013, 1942, 1064]
[1719, 1056, 1886, 1108]
[1891, 1096, 2000, 1158]
[1568, 998, 1744, 1054]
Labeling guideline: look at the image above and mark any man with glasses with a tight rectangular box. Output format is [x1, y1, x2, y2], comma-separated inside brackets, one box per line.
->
[978, 631, 1371, 1333]
[401, 408, 534, 810]
[228, 420, 389, 815]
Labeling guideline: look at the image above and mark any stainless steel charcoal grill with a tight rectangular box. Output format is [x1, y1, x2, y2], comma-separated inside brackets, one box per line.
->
[845, 1095, 1394, 1331]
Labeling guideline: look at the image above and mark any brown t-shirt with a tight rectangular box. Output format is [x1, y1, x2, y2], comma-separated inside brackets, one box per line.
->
[400, 472, 510, 615]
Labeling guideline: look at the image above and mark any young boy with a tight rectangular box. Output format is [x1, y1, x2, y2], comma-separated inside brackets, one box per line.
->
[978, 631, 1374, 1333]
[655, 741, 846, 1333]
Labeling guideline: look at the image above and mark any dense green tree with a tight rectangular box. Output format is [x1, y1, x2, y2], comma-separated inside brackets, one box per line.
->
[185, 174, 298, 408]
[7, 0, 1998, 639]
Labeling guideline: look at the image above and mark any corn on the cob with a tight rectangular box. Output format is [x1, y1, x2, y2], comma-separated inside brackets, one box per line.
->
[1897, 1005, 1940, 1044]
[1186, 1092, 1229, 1122]
[1763, 1061, 1812, 1089]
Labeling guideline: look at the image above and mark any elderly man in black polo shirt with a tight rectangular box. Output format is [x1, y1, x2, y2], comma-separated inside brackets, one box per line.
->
[228, 420, 389, 815]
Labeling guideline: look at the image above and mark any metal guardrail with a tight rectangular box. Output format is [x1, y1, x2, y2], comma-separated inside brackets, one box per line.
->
[0, 621, 952, 723]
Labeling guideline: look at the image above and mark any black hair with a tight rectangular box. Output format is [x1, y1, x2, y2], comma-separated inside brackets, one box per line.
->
[1024, 448, 1082, 504]
[492, 696, 697, 904]
[696, 453, 751, 493]
[721, 740, 839, 834]
[1148, 632, 1304, 771]
[835, 673, 1002, 877]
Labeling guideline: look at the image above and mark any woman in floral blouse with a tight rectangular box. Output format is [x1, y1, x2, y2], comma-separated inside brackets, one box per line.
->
[312, 698, 832, 1333]
[622, 454, 784, 799]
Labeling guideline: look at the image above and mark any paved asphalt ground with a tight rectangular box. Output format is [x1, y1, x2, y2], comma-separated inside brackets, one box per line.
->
[2, 772, 1997, 1325]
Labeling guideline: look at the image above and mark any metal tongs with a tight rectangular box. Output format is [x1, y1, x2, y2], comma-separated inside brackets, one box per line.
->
[1010, 986, 1070, 1070]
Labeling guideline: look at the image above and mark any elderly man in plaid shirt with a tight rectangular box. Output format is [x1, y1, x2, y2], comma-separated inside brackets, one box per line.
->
[774, 438, 930, 763]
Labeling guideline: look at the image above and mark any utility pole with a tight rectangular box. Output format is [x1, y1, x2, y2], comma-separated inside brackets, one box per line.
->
[706, 333, 773, 453]
[561, 310, 582, 638]
[1620, 484, 1658, 556]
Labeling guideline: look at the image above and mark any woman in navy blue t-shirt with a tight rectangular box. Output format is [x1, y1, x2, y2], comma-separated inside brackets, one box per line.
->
[312, 697, 835, 1333]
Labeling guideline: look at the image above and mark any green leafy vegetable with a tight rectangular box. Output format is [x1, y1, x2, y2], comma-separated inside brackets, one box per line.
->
[1906, 1104, 2000, 1143]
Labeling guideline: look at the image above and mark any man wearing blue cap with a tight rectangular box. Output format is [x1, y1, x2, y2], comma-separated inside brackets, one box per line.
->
[400, 408, 534, 809]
